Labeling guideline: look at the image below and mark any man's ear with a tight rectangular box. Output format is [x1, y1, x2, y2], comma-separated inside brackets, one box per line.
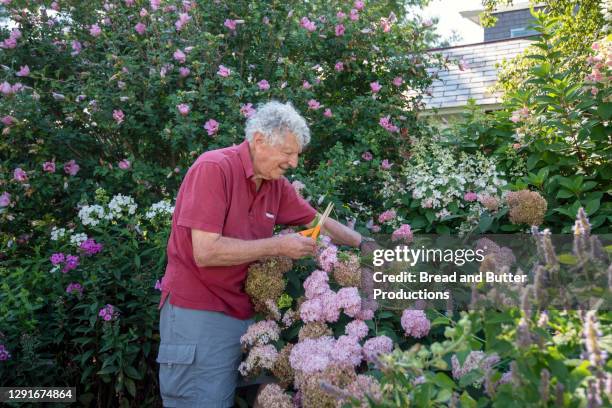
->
[252, 131, 266, 147]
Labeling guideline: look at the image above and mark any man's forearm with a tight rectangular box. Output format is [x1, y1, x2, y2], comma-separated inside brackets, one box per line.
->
[320, 217, 361, 247]
[195, 235, 280, 267]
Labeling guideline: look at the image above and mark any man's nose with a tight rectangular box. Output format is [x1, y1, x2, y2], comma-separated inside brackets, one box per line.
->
[288, 154, 298, 168]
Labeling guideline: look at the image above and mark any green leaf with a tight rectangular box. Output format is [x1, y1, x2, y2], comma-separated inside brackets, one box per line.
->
[558, 254, 577, 265]
[556, 189, 575, 199]
[597, 102, 612, 120]
[585, 199, 600, 216]
[526, 154, 540, 170]
[433, 372, 456, 389]
[124, 365, 143, 380]
[97, 365, 118, 375]
[125, 378, 136, 398]
[478, 214, 493, 232]
[460, 391, 478, 408]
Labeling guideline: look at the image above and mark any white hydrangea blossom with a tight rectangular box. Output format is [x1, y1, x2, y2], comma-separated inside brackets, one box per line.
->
[145, 200, 174, 219]
[78, 204, 106, 226]
[50, 227, 67, 241]
[70, 233, 88, 247]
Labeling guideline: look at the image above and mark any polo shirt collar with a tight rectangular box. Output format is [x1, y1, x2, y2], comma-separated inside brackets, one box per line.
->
[238, 140, 255, 179]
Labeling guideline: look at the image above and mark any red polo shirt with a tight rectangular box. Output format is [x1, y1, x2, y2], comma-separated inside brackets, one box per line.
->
[160, 141, 316, 319]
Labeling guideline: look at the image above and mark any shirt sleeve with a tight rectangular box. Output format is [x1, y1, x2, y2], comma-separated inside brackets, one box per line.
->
[176, 161, 227, 233]
[275, 178, 317, 226]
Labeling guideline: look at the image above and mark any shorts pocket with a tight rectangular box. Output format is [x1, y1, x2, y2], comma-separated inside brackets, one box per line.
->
[157, 343, 197, 401]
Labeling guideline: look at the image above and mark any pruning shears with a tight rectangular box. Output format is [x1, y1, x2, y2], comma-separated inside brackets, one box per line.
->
[299, 202, 334, 241]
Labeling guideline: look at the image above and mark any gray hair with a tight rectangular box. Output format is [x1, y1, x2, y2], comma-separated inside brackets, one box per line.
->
[245, 101, 311, 148]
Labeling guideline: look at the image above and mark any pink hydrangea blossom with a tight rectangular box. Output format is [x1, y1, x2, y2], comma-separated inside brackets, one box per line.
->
[118, 159, 131, 170]
[177, 103, 190, 116]
[64, 159, 80, 176]
[378, 209, 396, 223]
[304, 270, 330, 299]
[307, 99, 321, 110]
[113, 109, 125, 124]
[391, 224, 413, 243]
[224, 19, 237, 31]
[42, 161, 56, 173]
[217, 65, 231, 77]
[370, 81, 382, 93]
[204, 119, 219, 136]
[381, 159, 392, 170]
[240, 320, 280, 347]
[362, 336, 393, 363]
[173, 49, 186, 63]
[89, 24, 102, 37]
[16, 65, 29, 77]
[362, 151, 373, 161]
[323, 108, 332, 117]
[317, 244, 338, 272]
[401, 309, 431, 338]
[332, 335, 363, 366]
[289, 336, 336, 373]
[355, 308, 374, 320]
[392, 76, 404, 86]
[337, 287, 362, 317]
[0, 191, 10, 207]
[345, 319, 369, 340]
[257, 79, 270, 90]
[319, 290, 341, 322]
[135, 22, 147, 35]
[335, 24, 345, 36]
[300, 297, 324, 323]
[240, 103, 256, 118]
[464, 192, 478, 202]
[13, 167, 27, 182]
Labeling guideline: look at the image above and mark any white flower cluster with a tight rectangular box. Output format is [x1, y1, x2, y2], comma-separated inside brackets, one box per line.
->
[70, 232, 88, 247]
[78, 194, 138, 226]
[145, 200, 174, 219]
[50, 227, 67, 241]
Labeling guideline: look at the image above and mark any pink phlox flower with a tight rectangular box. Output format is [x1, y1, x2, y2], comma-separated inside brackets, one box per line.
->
[50, 253, 65, 265]
[401, 309, 431, 338]
[66, 282, 84, 295]
[98, 304, 118, 321]
[62, 255, 79, 272]
[334, 61, 344, 72]
[80, 238, 103, 255]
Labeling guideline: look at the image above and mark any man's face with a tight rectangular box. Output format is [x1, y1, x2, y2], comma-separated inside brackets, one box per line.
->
[252, 131, 301, 180]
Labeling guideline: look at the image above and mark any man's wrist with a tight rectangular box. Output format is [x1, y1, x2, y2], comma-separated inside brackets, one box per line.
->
[359, 235, 375, 251]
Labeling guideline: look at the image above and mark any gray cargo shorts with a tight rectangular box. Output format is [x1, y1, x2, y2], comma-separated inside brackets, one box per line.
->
[157, 296, 253, 408]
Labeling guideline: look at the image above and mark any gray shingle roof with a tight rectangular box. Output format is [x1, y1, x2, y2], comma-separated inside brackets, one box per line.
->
[422, 38, 534, 110]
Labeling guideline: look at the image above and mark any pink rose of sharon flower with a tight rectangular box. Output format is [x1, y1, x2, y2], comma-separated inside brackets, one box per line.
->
[401, 309, 431, 338]
[16, 65, 30, 77]
[173, 49, 186, 63]
[64, 159, 80, 176]
[334, 61, 344, 72]
[0, 192, 10, 207]
[42, 161, 56, 173]
[177, 104, 190, 116]
[354, 0, 365, 11]
[13, 167, 27, 182]
[464, 192, 478, 202]
[378, 209, 396, 223]
[307, 99, 321, 110]
[179, 67, 190, 77]
[89, 24, 102, 37]
[118, 159, 131, 170]
[217, 65, 231, 77]
[381, 159, 392, 170]
[257, 79, 270, 90]
[392, 76, 403, 86]
[2, 115, 15, 126]
[323, 108, 332, 117]
[335, 24, 345, 36]
[392, 224, 413, 243]
[370, 81, 382, 93]
[224, 19, 237, 31]
[135, 22, 146, 35]
[300, 17, 317, 32]
[379, 115, 399, 133]
[240, 103, 255, 118]
[204, 119, 219, 136]
[113, 109, 125, 124]
[361, 151, 373, 161]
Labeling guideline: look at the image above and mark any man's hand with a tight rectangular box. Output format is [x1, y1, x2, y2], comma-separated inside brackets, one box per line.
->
[277, 233, 317, 259]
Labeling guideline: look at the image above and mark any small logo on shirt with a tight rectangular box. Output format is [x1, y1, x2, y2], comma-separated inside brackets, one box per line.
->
[265, 212, 275, 219]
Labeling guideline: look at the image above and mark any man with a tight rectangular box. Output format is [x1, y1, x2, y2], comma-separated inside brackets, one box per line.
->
[157, 101, 366, 407]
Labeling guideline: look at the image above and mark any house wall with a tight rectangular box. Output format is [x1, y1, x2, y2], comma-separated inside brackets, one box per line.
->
[484, 8, 539, 41]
